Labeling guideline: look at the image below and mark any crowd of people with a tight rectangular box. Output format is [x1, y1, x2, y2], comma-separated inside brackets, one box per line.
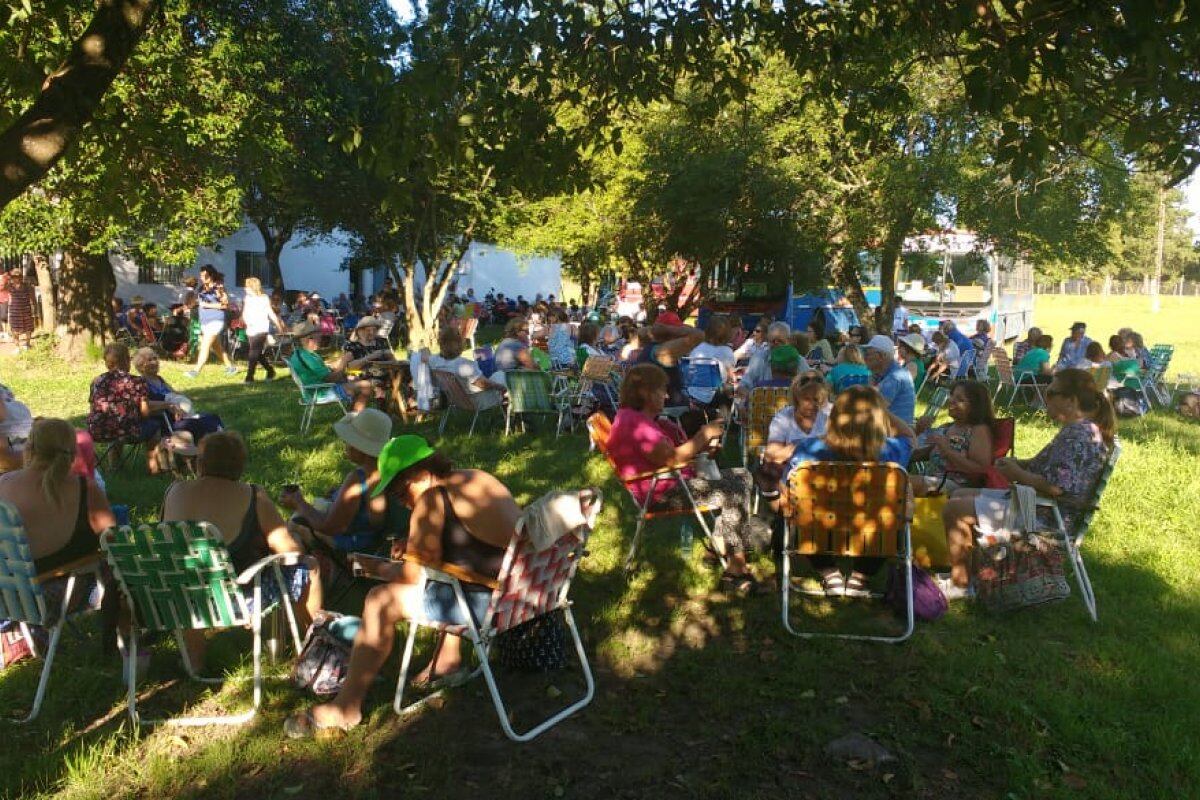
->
[0, 290, 1140, 737]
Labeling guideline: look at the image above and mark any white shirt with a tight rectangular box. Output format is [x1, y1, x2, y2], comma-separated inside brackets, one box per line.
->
[242, 294, 273, 336]
[688, 342, 737, 382]
[734, 338, 767, 362]
[767, 404, 830, 445]
[428, 354, 486, 392]
[939, 341, 961, 373]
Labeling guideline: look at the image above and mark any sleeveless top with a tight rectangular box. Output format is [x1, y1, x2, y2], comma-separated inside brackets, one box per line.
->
[33, 477, 98, 574]
[437, 487, 506, 579]
[225, 484, 272, 574]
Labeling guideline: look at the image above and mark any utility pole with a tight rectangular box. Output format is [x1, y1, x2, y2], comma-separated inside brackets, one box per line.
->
[1152, 180, 1166, 313]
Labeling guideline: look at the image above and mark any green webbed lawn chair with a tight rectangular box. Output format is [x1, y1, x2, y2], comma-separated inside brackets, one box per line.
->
[0, 501, 105, 723]
[505, 370, 569, 437]
[286, 352, 347, 434]
[101, 521, 305, 727]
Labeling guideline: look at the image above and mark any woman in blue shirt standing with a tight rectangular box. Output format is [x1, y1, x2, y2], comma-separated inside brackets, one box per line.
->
[185, 265, 237, 379]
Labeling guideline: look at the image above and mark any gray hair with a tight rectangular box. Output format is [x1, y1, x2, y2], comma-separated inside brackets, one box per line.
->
[766, 321, 791, 340]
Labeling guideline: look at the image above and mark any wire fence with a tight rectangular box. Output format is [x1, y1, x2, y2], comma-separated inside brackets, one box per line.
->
[1035, 278, 1200, 296]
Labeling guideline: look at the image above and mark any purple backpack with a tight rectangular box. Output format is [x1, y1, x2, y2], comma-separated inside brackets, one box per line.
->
[884, 565, 948, 622]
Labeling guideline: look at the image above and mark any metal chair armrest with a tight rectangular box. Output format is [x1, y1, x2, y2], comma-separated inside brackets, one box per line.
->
[235, 552, 305, 586]
[35, 554, 103, 584]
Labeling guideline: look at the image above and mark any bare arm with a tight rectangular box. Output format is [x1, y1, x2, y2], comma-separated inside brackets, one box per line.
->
[286, 471, 364, 535]
[258, 490, 303, 554]
[85, 479, 117, 534]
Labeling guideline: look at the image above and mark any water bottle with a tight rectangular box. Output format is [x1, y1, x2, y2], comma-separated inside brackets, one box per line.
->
[679, 521, 694, 557]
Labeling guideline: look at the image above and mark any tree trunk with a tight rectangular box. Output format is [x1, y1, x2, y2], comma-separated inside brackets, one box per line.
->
[829, 248, 871, 323]
[877, 209, 915, 333]
[252, 218, 294, 288]
[33, 253, 56, 331]
[55, 248, 115, 359]
[0, 0, 161, 211]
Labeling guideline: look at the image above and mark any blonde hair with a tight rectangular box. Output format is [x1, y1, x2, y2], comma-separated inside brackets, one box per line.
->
[27, 419, 77, 507]
[837, 345, 864, 365]
[244, 276, 264, 296]
[790, 375, 829, 408]
[824, 385, 888, 462]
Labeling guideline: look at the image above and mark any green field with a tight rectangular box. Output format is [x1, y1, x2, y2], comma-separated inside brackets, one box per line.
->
[0, 295, 1197, 800]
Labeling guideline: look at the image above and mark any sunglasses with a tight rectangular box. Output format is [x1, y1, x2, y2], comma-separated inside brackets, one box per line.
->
[798, 374, 824, 386]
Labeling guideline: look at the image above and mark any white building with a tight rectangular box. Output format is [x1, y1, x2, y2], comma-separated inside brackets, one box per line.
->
[111, 222, 562, 305]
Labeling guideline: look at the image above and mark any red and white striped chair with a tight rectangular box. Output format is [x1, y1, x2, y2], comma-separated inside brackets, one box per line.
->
[393, 489, 601, 742]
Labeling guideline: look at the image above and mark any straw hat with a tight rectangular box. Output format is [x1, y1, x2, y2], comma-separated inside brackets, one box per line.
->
[898, 333, 927, 355]
[332, 409, 393, 457]
[354, 315, 383, 331]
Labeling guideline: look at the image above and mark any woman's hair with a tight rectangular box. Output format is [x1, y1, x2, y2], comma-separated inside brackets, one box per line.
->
[1108, 334, 1125, 352]
[790, 331, 811, 356]
[438, 326, 465, 358]
[244, 276, 263, 296]
[837, 344, 864, 365]
[503, 316, 526, 339]
[392, 451, 455, 490]
[1036, 334, 1054, 350]
[199, 431, 248, 481]
[578, 322, 599, 346]
[103, 342, 131, 371]
[704, 314, 732, 346]
[26, 418, 77, 507]
[791, 375, 830, 408]
[619, 363, 668, 411]
[1085, 341, 1105, 362]
[824, 385, 889, 462]
[949, 379, 996, 427]
[131, 347, 157, 373]
[1026, 326, 1042, 340]
[976, 320, 992, 333]
[931, 331, 947, 346]
[199, 264, 224, 283]
[1050, 369, 1117, 445]
[551, 307, 568, 323]
[1130, 332, 1145, 348]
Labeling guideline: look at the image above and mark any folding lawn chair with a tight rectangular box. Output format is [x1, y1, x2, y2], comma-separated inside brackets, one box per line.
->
[1087, 364, 1113, 396]
[505, 370, 569, 436]
[587, 413, 726, 575]
[1144, 345, 1174, 406]
[455, 317, 479, 351]
[100, 521, 305, 727]
[286, 352, 347, 434]
[916, 387, 950, 430]
[393, 489, 601, 742]
[780, 462, 914, 643]
[431, 369, 503, 436]
[990, 350, 1017, 407]
[683, 357, 725, 407]
[968, 342, 994, 381]
[1028, 439, 1121, 622]
[741, 386, 791, 467]
[575, 356, 619, 412]
[0, 502, 106, 723]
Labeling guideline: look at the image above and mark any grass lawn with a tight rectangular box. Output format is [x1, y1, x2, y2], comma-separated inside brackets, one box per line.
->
[0, 295, 1197, 800]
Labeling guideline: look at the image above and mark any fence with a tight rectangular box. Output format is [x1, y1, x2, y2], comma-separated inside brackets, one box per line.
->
[1036, 277, 1200, 296]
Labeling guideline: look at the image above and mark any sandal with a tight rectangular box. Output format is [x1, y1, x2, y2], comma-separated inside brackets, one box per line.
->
[283, 709, 353, 740]
[843, 571, 872, 598]
[410, 666, 473, 692]
[820, 569, 845, 597]
[719, 571, 770, 597]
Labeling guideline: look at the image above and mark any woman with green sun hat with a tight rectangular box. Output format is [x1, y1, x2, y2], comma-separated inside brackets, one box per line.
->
[286, 434, 521, 738]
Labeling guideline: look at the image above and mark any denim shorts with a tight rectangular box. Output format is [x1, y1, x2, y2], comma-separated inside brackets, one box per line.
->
[421, 580, 492, 628]
[242, 564, 309, 615]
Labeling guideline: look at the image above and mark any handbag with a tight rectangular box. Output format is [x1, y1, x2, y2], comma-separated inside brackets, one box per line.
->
[495, 611, 567, 672]
[883, 565, 947, 622]
[973, 533, 1070, 612]
[910, 495, 950, 569]
[292, 612, 359, 695]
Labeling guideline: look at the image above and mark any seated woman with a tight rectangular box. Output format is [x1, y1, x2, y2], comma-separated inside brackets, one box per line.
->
[619, 325, 648, 364]
[422, 326, 505, 401]
[925, 331, 961, 384]
[763, 376, 831, 465]
[897, 333, 927, 390]
[546, 307, 575, 368]
[1014, 333, 1054, 383]
[784, 385, 916, 597]
[86, 342, 163, 473]
[910, 380, 996, 496]
[826, 344, 872, 393]
[1082, 341, 1108, 369]
[608, 364, 767, 594]
[281, 409, 404, 554]
[289, 321, 375, 412]
[687, 314, 739, 407]
[941, 370, 1115, 597]
[1013, 326, 1042, 363]
[576, 321, 604, 366]
[285, 435, 519, 737]
[162, 431, 322, 662]
[0, 418, 115, 622]
[489, 316, 537, 387]
[807, 323, 835, 364]
[131, 347, 223, 442]
[158, 304, 191, 356]
[335, 316, 399, 403]
[1105, 334, 1128, 362]
[734, 321, 769, 366]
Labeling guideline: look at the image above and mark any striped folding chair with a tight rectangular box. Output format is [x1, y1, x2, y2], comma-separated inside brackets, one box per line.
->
[286, 353, 347, 434]
[1029, 439, 1121, 622]
[968, 342, 994, 381]
[0, 502, 104, 723]
[100, 521, 304, 727]
[917, 387, 950, 430]
[780, 462, 914, 643]
[742, 386, 791, 466]
[1144, 345, 1174, 406]
[576, 356, 619, 412]
[587, 413, 726, 575]
[431, 369, 503, 436]
[683, 358, 724, 406]
[506, 370, 569, 436]
[393, 489, 601, 742]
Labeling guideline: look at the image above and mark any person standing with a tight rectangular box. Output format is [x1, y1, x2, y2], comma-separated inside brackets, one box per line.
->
[242, 277, 283, 383]
[6, 269, 37, 352]
[186, 265, 237, 378]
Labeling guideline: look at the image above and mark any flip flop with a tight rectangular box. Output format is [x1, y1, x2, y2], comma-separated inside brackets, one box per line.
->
[410, 666, 473, 692]
[283, 709, 352, 740]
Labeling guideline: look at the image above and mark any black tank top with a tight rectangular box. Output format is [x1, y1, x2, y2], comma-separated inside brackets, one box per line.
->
[225, 484, 271, 574]
[438, 487, 506, 579]
[34, 477, 98, 574]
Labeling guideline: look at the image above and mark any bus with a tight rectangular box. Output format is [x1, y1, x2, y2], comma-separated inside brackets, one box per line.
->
[870, 231, 1035, 341]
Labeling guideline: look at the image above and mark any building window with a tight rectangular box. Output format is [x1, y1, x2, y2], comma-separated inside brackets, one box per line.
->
[236, 250, 276, 287]
[136, 259, 186, 285]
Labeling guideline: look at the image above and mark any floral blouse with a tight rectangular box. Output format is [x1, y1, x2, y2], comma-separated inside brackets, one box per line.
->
[927, 422, 977, 484]
[1026, 419, 1109, 532]
[87, 371, 148, 441]
[343, 337, 393, 381]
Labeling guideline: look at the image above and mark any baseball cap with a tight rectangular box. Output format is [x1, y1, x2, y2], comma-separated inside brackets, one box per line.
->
[1070, 321, 1087, 331]
[769, 344, 802, 371]
[655, 311, 683, 327]
[371, 435, 437, 497]
[865, 335, 896, 359]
